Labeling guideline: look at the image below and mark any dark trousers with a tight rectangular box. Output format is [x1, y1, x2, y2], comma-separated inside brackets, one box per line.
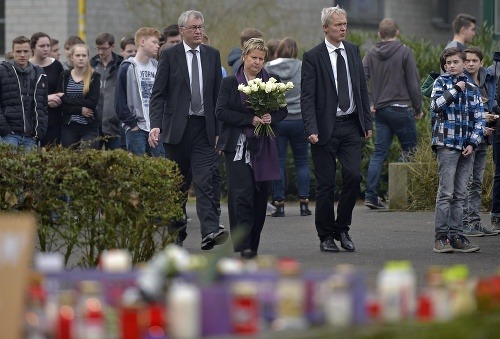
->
[311, 117, 362, 241]
[41, 124, 61, 147]
[225, 152, 268, 252]
[164, 117, 219, 239]
[61, 122, 100, 149]
[491, 136, 500, 217]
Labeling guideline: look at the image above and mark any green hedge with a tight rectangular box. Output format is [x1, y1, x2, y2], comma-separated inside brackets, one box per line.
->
[0, 145, 184, 267]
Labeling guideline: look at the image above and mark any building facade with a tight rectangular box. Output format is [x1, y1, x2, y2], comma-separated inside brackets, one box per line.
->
[2, 0, 498, 64]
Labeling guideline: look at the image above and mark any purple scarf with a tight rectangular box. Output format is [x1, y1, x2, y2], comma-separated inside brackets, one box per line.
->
[234, 64, 280, 182]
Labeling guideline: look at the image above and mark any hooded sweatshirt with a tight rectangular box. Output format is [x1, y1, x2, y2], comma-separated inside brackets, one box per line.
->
[227, 47, 242, 75]
[362, 40, 422, 113]
[265, 58, 302, 119]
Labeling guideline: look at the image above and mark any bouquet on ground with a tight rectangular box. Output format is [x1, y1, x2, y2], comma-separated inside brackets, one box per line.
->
[238, 77, 294, 136]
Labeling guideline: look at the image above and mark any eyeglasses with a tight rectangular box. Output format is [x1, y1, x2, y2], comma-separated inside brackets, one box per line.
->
[96, 45, 113, 52]
[182, 25, 205, 32]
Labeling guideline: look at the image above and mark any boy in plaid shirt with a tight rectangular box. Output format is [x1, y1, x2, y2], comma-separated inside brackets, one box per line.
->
[431, 47, 485, 253]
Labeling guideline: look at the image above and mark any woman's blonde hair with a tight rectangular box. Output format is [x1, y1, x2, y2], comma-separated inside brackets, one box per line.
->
[70, 44, 94, 96]
[242, 37, 268, 59]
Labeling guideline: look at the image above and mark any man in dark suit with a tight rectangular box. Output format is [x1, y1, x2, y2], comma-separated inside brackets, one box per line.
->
[148, 10, 226, 250]
[301, 6, 373, 253]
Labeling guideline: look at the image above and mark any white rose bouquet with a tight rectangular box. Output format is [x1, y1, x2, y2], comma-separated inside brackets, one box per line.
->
[238, 77, 294, 136]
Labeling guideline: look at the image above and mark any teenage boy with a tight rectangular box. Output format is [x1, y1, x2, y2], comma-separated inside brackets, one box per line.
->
[445, 14, 476, 50]
[0, 36, 48, 149]
[115, 27, 162, 156]
[431, 47, 484, 253]
[462, 46, 500, 237]
[91, 32, 124, 150]
[120, 37, 137, 60]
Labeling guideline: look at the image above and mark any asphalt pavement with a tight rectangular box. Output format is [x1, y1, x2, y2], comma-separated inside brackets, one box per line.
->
[182, 201, 500, 289]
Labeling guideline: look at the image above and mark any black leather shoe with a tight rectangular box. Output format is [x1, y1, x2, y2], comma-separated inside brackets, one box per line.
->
[240, 249, 257, 259]
[335, 232, 355, 252]
[320, 238, 339, 252]
[174, 236, 184, 247]
[201, 228, 229, 250]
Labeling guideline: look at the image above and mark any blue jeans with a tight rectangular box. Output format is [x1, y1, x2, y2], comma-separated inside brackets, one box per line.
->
[434, 147, 473, 239]
[102, 134, 122, 150]
[463, 143, 487, 225]
[272, 119, 310, 200]
[126, 129, 164, 157]
[1, 134, 36, 151]
[365, 106, 417, 201]
[491, 136, 500, 217]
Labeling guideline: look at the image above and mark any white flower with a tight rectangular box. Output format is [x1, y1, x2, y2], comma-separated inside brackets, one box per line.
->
[253, 78, 262, 84]
[247, 79, 255, 86]
[238, 84, 245, 91]
[268, 77, 277, 84]
[265, 82, 275, 93]
[251, 84, 259, 92]
[242, 87, 252, 95]
[259, 82, 266, 90]
[286, 81, 294, 89]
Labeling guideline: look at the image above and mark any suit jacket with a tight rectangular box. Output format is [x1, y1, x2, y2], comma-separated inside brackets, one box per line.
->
[150, 43, 222, 145]
[215, 75, 287, 152]
[301, 40, 372, 145]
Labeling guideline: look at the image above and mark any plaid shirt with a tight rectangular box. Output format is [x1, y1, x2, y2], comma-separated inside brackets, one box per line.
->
[430, 73, 484, 151]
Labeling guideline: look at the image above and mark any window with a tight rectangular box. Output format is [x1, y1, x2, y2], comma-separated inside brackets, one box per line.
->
[335, 0, 383, 25]
[495, 0, 500, 35]
[484, 0, 500, 39]
[0, 0, 4, 56]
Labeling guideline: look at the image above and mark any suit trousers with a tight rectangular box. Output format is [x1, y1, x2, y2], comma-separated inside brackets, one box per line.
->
[164, 117, 220, 239]
[311, 117, 362, 241]
[224, 151, 268, 253]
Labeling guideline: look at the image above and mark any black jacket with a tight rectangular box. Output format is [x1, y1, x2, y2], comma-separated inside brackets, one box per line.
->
[57, 70, 101, 125]
[90, 52, 124, 135]
[215, 75, 288, 152]
[0, 61, 48, 139]
[301, 41, 372, 144]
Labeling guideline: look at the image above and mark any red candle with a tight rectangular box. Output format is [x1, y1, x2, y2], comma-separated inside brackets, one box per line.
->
[121, 307, 140, 339]
[57, 305, 74, 339]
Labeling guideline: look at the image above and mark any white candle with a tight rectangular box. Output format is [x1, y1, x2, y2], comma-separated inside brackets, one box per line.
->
[168, 282, 201, 338]
[100, 249, 131, 272]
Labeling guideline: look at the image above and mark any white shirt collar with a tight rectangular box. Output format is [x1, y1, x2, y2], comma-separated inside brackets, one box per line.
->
[183, 41, 200, 53]
[325, 38, 345, 54]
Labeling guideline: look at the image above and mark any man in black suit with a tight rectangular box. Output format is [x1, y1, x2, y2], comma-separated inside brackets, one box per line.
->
[148, 10, 226, 250]
[301, 6, 373, 253]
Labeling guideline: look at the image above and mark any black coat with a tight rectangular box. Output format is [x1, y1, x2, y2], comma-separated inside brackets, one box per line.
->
[215, 75, 288, 152]
[150, 43, 222, 146]
[301, 41, 372, 145]
[0, 61, 48, 139]
[57, 70, 101, 125]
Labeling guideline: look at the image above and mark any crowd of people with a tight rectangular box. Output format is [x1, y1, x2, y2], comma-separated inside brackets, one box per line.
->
[1, 7, 499, 256]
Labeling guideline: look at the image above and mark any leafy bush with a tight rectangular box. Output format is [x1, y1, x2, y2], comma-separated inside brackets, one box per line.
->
[0, 145, 184, 267]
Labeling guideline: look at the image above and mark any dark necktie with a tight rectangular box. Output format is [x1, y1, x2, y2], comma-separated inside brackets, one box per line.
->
[335, 49, 350, 112]
[190, 50, 201, 114]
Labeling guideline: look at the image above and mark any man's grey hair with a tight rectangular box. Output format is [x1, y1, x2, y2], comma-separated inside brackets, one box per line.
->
[321, 6, 347, 27]
[178, 10, 204, 27]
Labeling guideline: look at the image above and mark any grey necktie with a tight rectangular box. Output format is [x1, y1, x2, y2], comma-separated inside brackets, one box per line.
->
[190, 49, 201, 114]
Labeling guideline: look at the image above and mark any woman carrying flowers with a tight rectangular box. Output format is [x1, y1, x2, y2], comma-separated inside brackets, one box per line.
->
[215, 38, 288, 259]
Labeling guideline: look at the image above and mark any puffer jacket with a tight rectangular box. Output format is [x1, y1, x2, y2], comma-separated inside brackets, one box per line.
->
[0, 61, 48, 139]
